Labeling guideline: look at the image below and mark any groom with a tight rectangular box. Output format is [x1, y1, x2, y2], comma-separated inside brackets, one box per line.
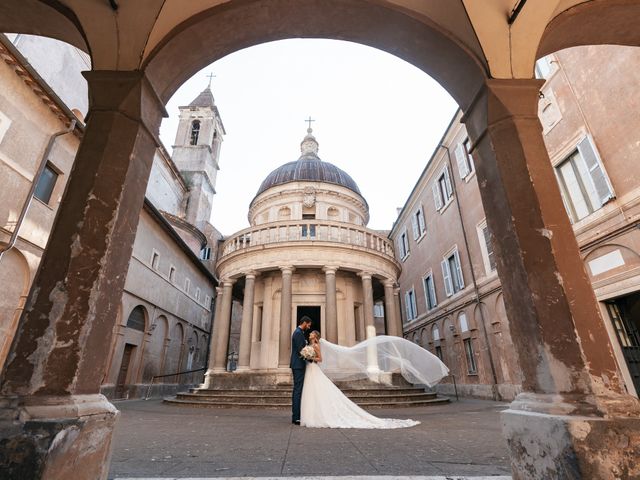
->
[290, 316, 312, 425]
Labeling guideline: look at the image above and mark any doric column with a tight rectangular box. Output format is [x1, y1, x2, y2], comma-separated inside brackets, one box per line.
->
[359, 272, 376, 339]
[212, 280, 235, 371]
[383, 280, 398, 337]
[323, 266, 338, 343]
[0, 71, 165, 480]
[359, 272, 379, 375]
[237, 272, 257, 371]
[393, 287, 403, 337]
[464, 78, 640, 477]
[278, 266, 294, 368]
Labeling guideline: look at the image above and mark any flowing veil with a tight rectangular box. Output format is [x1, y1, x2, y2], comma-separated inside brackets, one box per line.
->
[319, 336, 449, 387]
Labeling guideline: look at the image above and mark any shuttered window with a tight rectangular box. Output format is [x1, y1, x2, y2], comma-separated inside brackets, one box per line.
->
[556, 136, 614, 222]
[404, 288, 418, 321]
[412, 206, 426, 240]
[423, 274, 437, 310]
[398, 228, 410, 260]
[442, 248, 464, 297]
[455, 138, 474, 179]
[433, 166, 453, 211]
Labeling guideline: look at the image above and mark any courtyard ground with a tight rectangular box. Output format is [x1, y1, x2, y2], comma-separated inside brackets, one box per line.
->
[108, 398, 512, 479]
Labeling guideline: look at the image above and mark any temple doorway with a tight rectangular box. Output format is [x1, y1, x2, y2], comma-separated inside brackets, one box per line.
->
[297, 305, 321, 335]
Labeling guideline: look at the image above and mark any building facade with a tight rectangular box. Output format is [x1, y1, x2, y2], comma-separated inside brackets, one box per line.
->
[391, 44, 640, 400]
[0, 34, 224, 399]
[203, 128, 403, 387]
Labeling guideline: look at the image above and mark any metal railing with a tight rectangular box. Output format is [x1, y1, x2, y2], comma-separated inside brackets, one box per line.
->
[219, 220, 396, 260]
[144, 367, 206, 400]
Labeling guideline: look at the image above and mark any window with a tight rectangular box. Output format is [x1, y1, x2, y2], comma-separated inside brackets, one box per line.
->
[464, 338, 477, 374]
[373, 302, 384, 317]
[200, 247, 212, 260]
[126, 306, 146, 332]
[195, 288, 200, 301]
[454, 138, 474, 179]
[433, 165, 453, 211]
[459, 312, 469, 332]
[184, 278, 191, 294]
[411, 206, 426, 240]
[435, 345, 443, 360]
[190, 120, 201, 145]
[555, 136, 614, 223]
[34, 163, 58, 204]
[151, 251, 159, 270]
[477, 221, 497, 274]
[169, 266, 176, 282]
[441, 248, 465, 297]
[404, 288, 418, 322]
[205, 295, 211, 308]
[301, 223, 316, 238]
[423, 273, 437, 310]
[398, 228, 410, 260]
[432, 325, 440, 341]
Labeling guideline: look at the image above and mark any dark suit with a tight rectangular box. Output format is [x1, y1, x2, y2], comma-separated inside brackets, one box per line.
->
[290, 326, 307, 422]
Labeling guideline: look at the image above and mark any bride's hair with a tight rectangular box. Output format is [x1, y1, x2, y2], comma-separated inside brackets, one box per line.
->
[310, 330, 321, 341]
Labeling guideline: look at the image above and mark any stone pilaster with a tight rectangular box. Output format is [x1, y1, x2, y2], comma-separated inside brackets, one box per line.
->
[237, 272, 257, 371]
[393, 288, 403, 336]
[278, 266, 294, 368]
[465, 78, 640, 479]
[0, 70, 166, 479]
[203, 286, 224, 387]
[323, 266, 338, 343]
[359, 272, 376, 339]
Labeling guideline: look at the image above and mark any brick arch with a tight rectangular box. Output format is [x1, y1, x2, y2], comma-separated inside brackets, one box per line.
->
[143, 0, 487, 110]
[538, 0, 640, 58]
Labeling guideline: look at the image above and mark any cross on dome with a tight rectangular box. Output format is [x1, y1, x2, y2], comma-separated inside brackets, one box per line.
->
[300, 119, 319, 156]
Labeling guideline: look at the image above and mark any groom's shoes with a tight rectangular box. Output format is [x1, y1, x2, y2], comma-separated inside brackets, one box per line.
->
[292, 420, 301, 425]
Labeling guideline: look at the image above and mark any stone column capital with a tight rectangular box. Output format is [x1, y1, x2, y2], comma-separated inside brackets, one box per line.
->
[221, 279, 236, 288]
[322, 266, 339, 275]
[358, 271, 373, 280]
[383, 279, 396, 288]
[280, 266, 295, 275]
[245, 271, 259, 280]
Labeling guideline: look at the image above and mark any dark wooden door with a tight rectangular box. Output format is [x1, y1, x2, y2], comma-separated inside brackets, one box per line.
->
[606, 298, 640, 394]
[115, 344, 135, 399]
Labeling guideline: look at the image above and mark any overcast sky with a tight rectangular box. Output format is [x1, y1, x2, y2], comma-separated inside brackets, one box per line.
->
[159, 39, 458, 236]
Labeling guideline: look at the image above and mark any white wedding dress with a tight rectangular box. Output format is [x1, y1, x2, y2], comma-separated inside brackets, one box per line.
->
[299, 336, 449, 429]
[300, 361, 419, 429]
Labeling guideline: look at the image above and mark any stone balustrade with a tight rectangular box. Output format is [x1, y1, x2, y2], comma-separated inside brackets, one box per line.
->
[219, 220, 396, 261]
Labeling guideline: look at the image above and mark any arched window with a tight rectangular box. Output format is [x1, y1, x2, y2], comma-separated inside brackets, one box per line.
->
[190, 120, 201, 145]
[432, 324, 440, 342]
[126, 306, 146, 332]
[459, 312, 469, 332]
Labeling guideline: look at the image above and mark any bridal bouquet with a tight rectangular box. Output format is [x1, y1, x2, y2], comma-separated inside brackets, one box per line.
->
[300, 345, 317, 362]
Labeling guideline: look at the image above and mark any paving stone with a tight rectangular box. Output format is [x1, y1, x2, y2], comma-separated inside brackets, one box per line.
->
[109, 399, 511, 479]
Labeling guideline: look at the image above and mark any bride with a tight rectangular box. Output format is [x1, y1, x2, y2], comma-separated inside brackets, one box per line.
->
[300, 331, 449, 429]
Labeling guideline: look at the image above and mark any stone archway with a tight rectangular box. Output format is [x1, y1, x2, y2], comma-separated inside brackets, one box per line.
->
[1, 1, 640, 479]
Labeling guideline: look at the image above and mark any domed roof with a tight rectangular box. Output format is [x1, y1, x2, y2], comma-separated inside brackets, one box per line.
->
[255, 129, 362, 198]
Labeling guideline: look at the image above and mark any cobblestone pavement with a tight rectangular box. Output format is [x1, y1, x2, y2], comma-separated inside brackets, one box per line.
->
[109, 398, 512, 479]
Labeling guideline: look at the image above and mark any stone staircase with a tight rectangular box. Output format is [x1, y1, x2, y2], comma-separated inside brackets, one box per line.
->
[164, 382, 449, 409]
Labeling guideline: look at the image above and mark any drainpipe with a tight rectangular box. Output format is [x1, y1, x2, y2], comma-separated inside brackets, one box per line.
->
[439, 144, 501, 401]
[0, 119, 77, 263]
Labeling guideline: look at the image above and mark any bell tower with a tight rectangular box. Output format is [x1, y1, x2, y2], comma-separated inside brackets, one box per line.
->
[171, 84, 225, 229]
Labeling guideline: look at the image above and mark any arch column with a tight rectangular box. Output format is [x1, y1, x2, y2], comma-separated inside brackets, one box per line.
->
[358, 272, 376, 340]
[237, 272, 257, 372]
[278, 266, 294, 368]
[465, 78, 640, 478]
[0, 71, 165, 480]
[211, 280, 235, 372]
[323, 266, 338, 343]
[393, 287, 403, 337]
[383, 280, 398, 337]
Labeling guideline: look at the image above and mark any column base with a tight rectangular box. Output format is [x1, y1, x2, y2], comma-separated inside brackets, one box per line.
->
[0, 394, 118, 480]
[502, 394, 640, 479]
